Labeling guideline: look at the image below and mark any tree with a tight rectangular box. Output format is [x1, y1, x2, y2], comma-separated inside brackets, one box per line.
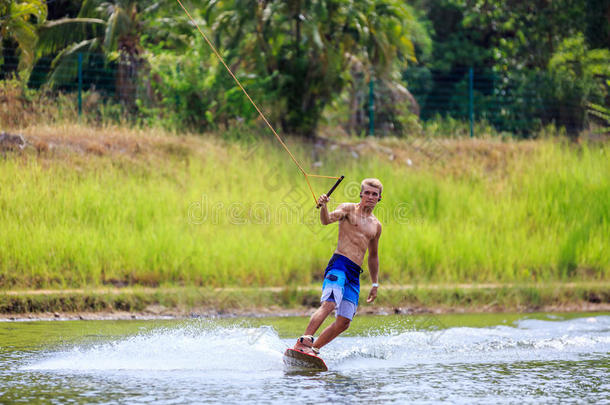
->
[548, 34, 610, 134]
[36, 0, 154, 107]
[0, 0, 47, 78]
[406, 0, 610, 136]
[202, 0, 422, 136]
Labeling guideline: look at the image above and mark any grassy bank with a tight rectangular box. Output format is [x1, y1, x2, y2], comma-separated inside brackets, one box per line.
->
[1, 283, 608, 315]
[0, 124, 608, 289]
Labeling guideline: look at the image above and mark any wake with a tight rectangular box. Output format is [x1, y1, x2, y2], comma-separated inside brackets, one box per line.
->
[24, 316, 609, 373]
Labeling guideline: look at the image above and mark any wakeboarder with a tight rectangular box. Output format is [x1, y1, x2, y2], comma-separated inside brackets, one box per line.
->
[293, 178, 383, 355]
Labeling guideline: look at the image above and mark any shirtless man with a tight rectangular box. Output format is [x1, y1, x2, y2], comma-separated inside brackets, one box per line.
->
[294, 178, 383, 355]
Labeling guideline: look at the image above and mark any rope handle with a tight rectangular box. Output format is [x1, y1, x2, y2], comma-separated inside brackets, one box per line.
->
[316, 175, 344, 209]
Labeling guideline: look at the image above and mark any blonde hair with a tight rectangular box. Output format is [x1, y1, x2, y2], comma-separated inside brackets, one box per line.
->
[361, 178, 383, 195]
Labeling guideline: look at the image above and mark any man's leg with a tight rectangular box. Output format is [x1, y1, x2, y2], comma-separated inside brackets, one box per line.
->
[304, 301, 335, 336]
[313, 299, 357, 349]
[313, 315, 350, 349]
[294, 301, 335, 352]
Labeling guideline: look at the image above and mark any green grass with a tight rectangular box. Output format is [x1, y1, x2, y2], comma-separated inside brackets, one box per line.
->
[1, 284, 607, 314]
[0, 126, 608, 289]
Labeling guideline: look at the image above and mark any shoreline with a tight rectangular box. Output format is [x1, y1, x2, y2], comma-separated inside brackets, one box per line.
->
[2, 283, 608, 321]
[3, 305, 610, 322]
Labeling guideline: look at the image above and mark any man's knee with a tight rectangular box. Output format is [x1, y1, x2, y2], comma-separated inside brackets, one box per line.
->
[335, 316, 351, 332]
[320, 300, 336, 313]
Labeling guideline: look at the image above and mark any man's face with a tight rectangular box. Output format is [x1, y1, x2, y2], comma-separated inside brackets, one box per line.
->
[360, 185, 381, 208]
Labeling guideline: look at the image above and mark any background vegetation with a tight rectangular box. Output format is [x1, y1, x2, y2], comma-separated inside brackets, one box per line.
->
[0, 1, 609, 304]
[1, 0, 608, 137]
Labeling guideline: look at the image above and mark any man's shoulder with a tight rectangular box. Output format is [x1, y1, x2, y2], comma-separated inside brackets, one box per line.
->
[337, 202, 357, 211]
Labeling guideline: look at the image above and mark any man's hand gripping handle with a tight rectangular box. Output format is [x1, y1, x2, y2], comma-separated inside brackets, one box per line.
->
[316, 175, 344, 209]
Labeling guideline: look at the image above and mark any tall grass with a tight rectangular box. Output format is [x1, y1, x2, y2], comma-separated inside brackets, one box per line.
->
[0, 126, 608, 288]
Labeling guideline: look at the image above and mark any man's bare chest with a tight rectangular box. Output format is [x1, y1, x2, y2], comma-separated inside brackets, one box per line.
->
[341, 214, 377, 240]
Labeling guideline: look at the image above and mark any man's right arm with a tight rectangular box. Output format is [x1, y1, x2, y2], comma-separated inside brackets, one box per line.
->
[318, 195, 347, 225]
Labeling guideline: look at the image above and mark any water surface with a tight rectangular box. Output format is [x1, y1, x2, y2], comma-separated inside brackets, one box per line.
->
[1, 313, 608, 403]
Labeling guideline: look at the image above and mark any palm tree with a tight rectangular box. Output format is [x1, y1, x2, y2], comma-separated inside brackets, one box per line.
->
[0, 0, 47, 77]
[37, 0, 151, 107]
[203, 0, 421, 136]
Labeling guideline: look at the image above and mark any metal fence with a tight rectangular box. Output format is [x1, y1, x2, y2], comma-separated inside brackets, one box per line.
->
[403, 66, 589, 136]
[0, 50, 597, 136]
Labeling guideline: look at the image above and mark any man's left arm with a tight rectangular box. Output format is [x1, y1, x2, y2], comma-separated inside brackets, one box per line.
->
[366, 223, 382, 303]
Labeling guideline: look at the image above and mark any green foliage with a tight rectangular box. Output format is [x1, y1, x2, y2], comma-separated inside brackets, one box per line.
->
[369, 79, 422, 136]
[4, 0, 608, 137]
[197, 0, 425, 136]
[35, 0, 155, 108]
[0, 0, 47, 76]
[36, 7, 107, 87]
[547, 34, 610, 134]
[587, 101, 610, 135]
[404, 0, 610, 136]
[585, 0, 610, 49]
[455, 0, 588, 72]
[145, 35, 280, 131]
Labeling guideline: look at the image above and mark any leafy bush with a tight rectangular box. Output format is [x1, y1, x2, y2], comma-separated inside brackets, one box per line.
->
[547, 34, 610, 135]
[146, 36, 279, 132]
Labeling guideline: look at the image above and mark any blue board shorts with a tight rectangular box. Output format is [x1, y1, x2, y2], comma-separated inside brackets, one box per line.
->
[320, 254, 363, 320]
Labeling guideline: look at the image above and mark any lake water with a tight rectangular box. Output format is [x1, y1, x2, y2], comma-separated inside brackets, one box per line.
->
[1, 313, 608, 404]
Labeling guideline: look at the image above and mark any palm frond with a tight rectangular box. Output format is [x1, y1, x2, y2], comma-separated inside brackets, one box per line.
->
[37, 18, 106, 57]
[44, 17, 107, 27]
[9, 0, 47, 23]
[587, 102, 610, 133]
[2, 0, 47, 73]
[11, 18, 38, 72]
[78, 0, 104, 18]
[47, 38, 99, 88]
[104, 8, 120, 50]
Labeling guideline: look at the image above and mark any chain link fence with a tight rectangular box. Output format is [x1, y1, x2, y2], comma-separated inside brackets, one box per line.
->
[1, 50, 605, 137]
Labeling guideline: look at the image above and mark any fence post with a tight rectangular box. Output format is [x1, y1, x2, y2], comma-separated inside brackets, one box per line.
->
[469, 67, 474, 137]
[368, 77, 374, 136]
[175, 64, 180, 108]
[77, 53, 83, 117]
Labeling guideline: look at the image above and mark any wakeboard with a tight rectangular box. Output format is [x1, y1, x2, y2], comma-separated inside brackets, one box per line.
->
[283, 348, 328, 371]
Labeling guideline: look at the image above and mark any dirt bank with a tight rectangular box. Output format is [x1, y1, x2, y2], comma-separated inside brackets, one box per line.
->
[1, 300, 609, 322]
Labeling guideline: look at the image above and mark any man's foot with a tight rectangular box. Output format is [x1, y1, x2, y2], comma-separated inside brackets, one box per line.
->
[293, 335, 320, 356]
[294, 344, 320, 355]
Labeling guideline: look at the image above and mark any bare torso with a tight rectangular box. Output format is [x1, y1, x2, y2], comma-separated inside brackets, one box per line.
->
[335, 203, 381, 266]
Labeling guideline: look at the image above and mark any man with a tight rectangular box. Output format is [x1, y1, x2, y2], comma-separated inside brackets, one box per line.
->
[294, 178, 383, 355]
